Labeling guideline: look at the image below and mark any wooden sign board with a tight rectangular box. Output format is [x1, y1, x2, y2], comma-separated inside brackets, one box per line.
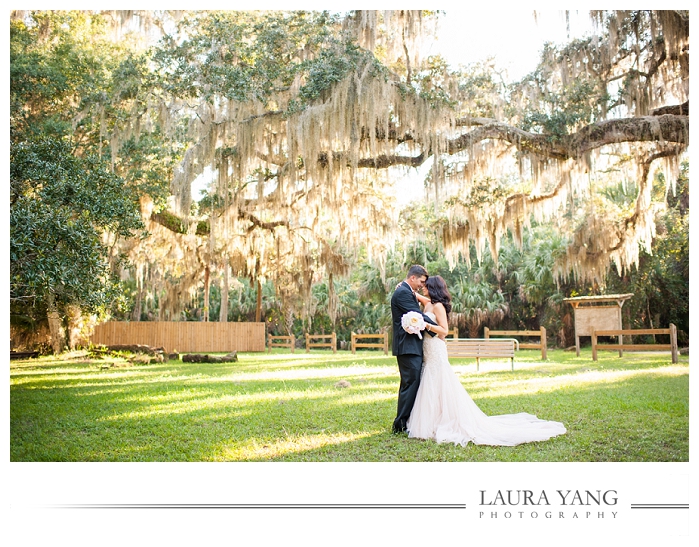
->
[563, 294, 633, 356]
[573, 305, 622, 337]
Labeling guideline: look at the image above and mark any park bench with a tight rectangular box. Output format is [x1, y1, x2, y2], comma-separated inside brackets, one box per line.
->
[305, 333, 337, 353]
[351, 332, 388, 355]
[484, 326, 547, 359]
[445, 338, 519, 371]
[267, 334, 296, 353]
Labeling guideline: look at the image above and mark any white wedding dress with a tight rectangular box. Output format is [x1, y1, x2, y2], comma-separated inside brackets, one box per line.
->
[407, 312, 566, 446]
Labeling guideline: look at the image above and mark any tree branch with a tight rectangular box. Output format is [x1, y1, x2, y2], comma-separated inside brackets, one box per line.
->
[652, 101, 689, 116]
[356, 151, 428, 169]
[566, 114, 689, 156]
[446, 114, 689, 160]
[447, 121, 570, 159]
[326, 113, 689, 170]
[239, 210, 289, 232]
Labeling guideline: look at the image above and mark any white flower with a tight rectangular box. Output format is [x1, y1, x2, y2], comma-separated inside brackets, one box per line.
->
[401, 311, 426, 339]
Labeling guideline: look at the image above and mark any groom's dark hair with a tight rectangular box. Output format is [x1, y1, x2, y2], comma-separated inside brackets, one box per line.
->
[407, 265, 429, 279]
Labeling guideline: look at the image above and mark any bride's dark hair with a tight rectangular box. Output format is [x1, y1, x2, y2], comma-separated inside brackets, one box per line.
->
[425, 275, 452, 316]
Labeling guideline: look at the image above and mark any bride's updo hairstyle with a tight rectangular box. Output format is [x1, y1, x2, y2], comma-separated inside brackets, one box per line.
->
[425, 275, 452, 316]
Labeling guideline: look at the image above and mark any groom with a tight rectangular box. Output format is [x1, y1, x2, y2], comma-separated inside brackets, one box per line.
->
[391, 264, 438, 433]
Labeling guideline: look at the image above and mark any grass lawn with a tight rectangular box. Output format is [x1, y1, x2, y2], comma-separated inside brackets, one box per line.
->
[10, 348, 688, 462]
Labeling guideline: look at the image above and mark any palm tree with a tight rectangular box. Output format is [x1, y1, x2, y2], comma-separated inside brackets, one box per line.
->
[519, 228, 565, 306]
[450, 280, 509, 338]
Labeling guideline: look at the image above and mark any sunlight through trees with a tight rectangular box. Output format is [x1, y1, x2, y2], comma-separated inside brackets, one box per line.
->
[10, 10, 689, 351]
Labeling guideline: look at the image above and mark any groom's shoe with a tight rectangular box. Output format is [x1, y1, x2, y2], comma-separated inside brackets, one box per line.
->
[392, 421, 407, 434]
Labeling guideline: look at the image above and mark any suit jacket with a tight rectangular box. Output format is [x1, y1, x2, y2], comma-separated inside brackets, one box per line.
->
[391, 281, 438, 356]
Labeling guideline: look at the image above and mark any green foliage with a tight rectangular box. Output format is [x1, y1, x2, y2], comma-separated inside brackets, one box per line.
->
[410, 55, 459, 109]
[152, 10, 366, 114]
[116, 132, 182, 210]
[444, 177, 509, 208]
[10, 137, 143, 324]
[605, 162, 690, 343]
[151, 210, 186, 234]
[507, 36, 615, 139]
[453, 59, 507, 118]
[518, 72, 607, 138]
[11, 12, 124, 144]
[294, 41, 366, 106]
[11, 12, 173, 201]
[9, 11, 168, 343]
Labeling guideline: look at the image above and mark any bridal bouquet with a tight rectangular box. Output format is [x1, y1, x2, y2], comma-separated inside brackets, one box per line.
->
[401, 311, 426, 339]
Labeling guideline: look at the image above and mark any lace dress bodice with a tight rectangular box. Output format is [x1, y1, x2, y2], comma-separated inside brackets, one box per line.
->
[422, 311, 447, 366]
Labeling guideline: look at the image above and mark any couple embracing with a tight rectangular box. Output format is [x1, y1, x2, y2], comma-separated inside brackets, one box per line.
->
[391, 265, 566, 447]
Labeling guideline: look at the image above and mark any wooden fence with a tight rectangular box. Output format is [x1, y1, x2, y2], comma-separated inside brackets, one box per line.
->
[91, 321, 266, 353]
[268, 334, 296, 353]
[592, 325, 678, 363]
[351, 332, 389, 354]
[305, 333, 337, 353]
[484, 326, 547, 360]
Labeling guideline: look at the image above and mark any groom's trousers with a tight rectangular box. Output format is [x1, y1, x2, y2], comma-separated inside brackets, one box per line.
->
[393, 353, 423, 433]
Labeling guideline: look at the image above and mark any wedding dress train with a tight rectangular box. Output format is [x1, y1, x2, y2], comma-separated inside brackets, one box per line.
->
[407, 313, 566, 446]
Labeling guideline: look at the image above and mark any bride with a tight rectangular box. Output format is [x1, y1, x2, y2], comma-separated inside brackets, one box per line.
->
[407, 275, 567, 447]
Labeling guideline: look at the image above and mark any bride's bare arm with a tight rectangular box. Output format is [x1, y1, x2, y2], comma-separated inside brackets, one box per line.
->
[415, 292, 430, 306]
[431, 303, 450, 339]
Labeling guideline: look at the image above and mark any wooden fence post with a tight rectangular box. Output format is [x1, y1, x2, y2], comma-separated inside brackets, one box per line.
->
[670, 323, 678, 364]
[484, 327, 490, 339]
[618, 330, 623, 357]
[592, 331, 598, 361]
[304, 333, 338, 353]
[541, 326, 547, 360]
[351, 332, 356, 354]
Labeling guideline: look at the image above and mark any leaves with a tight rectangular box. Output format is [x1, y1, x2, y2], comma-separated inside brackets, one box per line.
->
[10, 137, 143, 322]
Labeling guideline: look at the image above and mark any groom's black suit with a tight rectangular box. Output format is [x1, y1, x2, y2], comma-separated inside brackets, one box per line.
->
[391, 281, 438, 433]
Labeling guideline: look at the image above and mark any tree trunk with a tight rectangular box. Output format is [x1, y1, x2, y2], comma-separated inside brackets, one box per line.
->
[203, 265, 210, 322]
[131, 286, 142, 321]
[328, 273, 337, 329]
[46, 292, 65, 354]
[255, 278, 262, 322]
[219, 264, 229, 322]
[468, 321, 480, 339]
[65, 305, 83, 350]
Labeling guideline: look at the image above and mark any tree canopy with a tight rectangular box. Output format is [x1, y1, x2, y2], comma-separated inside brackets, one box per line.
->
[9, 10, 689, 344]
[10, 11, 145, 349]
